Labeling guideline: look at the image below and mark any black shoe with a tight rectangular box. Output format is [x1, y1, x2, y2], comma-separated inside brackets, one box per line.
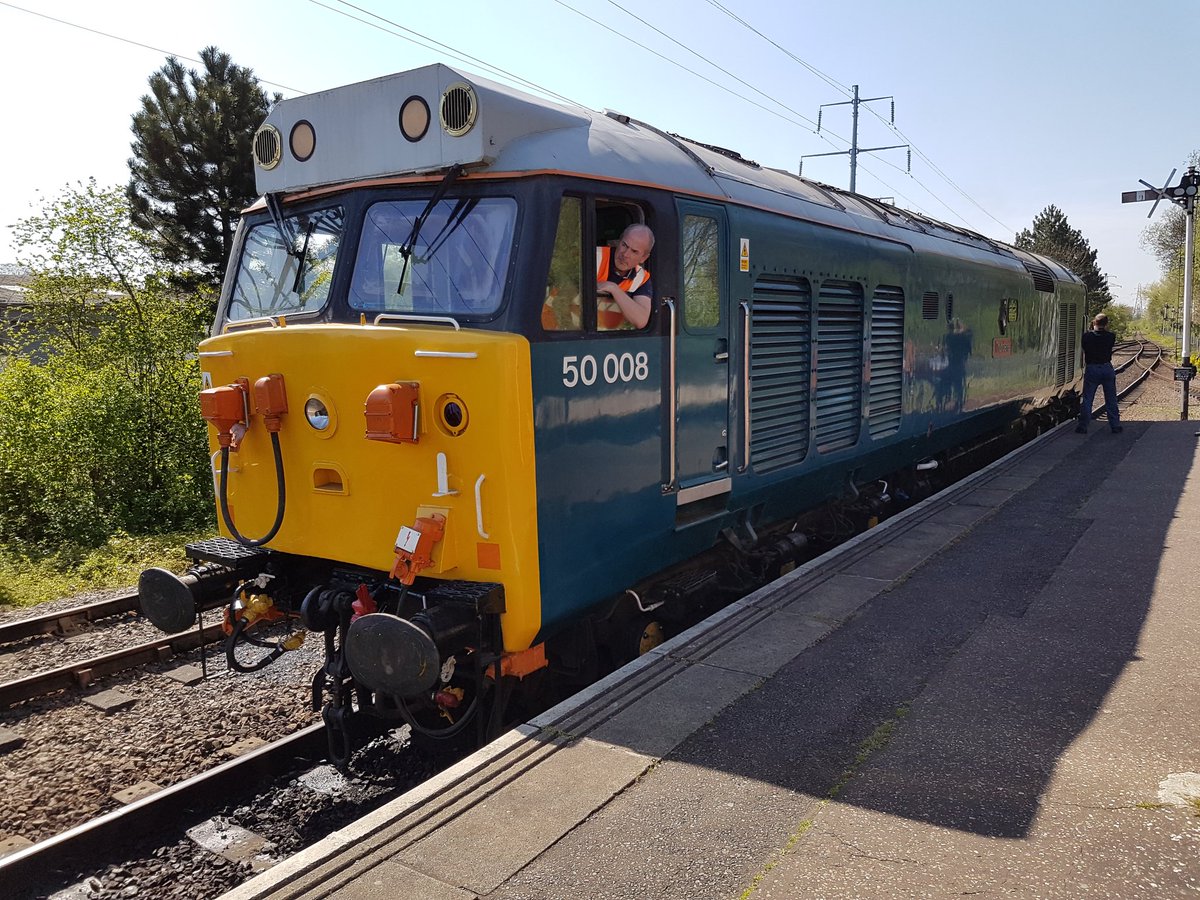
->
[1075, 427, 1087, 434]
[1111, 427, 1123, 434]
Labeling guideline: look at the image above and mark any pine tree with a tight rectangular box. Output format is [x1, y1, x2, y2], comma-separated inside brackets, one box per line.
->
[127, 47, 279, 285]
[1014, 205, 1112, 314]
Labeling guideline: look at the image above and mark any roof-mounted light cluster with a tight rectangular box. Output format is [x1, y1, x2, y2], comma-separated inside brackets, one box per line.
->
[251, 64, 590, 195]
[254, 81, 479, 172]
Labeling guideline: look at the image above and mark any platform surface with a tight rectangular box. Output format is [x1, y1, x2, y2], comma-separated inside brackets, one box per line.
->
[221, 420, 1200, 900]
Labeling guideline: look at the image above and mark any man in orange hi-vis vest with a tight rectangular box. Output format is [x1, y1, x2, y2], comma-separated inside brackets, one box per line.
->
[596, 224, 654, 329]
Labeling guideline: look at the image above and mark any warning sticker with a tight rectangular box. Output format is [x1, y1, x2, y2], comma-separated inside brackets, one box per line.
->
[739, 238, 750, 272]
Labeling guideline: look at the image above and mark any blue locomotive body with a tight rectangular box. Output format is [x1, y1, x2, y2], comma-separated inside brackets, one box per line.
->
[141, 64, 1082, 752]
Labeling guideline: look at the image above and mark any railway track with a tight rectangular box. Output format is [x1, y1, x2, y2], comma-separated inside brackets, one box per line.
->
[0, 591, 140, 646]
[0, 724, 330, 898]
[0, 618, 226, 708]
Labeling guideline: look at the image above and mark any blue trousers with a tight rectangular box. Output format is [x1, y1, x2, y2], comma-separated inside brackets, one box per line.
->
[1078, 363, 1120, 431]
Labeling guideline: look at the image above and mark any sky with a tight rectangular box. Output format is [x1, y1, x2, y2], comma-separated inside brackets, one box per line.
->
[0, 0, 1196, 308]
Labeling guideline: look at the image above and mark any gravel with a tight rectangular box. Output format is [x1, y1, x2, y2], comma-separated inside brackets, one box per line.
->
[0, 625, 324, 844]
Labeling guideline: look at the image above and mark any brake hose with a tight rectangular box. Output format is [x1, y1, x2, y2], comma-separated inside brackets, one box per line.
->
[226, 613, 287, 673]
[218, 431, 286, 547]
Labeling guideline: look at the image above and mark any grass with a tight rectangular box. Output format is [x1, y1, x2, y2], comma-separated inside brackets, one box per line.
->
[0, 529, 212, 608]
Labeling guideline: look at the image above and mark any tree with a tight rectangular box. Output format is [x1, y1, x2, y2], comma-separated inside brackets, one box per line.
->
[1014, 205, 1112, 316]
[1, 180, 212, 548]
[127, 47, 279, 285]
[1101, 303, 1133, 339]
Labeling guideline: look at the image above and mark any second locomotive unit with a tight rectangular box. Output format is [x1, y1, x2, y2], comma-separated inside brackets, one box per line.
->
[140, 64, 1083, 760]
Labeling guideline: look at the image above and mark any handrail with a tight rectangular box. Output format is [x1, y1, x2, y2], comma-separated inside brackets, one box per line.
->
[373, 313, 462, 331]
[739, 300, 751, 473]
[222, 316, 279, 333]
[663, 297, 678, 493]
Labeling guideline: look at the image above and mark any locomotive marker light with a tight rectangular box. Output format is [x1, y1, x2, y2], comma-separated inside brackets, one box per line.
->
[436, 392, 469, 436]
[304, 396, 331, 431]
[1123, 165, 1199, 419]
[289, 120, 316, 163]
[399, 95, 431, 143]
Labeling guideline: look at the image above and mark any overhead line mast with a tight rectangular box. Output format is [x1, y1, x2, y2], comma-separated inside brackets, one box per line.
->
[800, 85, 910, 195]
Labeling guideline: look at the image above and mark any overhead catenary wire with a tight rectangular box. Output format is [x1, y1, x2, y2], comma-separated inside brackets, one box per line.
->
[312, 0, 589, 112]
[322, 0, 934, 222]
[697, 0, 1012, 235]
[0, 0, 305, 94]
[5, 0, 1008, 238]
[550, 0, 835, 137]
[602, 0, 827, 135]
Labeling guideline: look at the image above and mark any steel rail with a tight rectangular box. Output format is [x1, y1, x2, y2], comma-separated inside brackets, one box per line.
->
[0, 592, 140, 646]
[0, 723, 327, 895]
[0, 622, 226, 708]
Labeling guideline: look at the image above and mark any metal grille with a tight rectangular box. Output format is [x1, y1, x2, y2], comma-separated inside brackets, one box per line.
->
[922, 291, 939, 320]
[868, 285, 905, 439]
[1066, 303, 1078, 383]
[440, 84, 477, 136]
[815, 280, 864, 453]
[1024, 261, 1055, 293]
[749, 276, 811, 473]
[1055, 302, 1075, 386]
[253, 125, 281, 170]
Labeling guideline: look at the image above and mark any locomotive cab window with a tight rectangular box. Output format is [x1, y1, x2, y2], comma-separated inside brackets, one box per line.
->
[542, 196, 654, 333]
[681, 213, 720, 330]
[229, 205, 345, 321]
[542, 196, 584, 331]
[348, 196, 517, 317]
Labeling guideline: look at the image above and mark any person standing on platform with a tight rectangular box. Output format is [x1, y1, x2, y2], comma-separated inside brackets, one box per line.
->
[1076, 313, 1123, 434]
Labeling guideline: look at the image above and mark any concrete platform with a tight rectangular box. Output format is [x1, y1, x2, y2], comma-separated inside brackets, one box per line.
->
[220, 420, 1200, 900]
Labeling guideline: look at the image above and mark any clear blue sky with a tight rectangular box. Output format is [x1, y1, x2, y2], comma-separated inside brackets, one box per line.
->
[1, 0, 1195, 307]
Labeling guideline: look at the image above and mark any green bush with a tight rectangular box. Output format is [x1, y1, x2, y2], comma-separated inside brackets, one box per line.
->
[0, 180, 214, 553]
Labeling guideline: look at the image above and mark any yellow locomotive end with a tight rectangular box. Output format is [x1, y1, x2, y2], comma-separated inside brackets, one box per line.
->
[197, 322, 542, 654]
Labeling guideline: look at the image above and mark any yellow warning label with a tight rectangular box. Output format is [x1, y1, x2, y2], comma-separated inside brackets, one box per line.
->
[739, 238, 750, 272]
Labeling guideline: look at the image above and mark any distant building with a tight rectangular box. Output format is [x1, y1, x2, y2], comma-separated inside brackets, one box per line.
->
[0, 271, 32, 341]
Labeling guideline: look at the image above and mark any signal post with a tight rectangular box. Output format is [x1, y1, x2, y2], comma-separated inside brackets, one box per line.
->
[1123, 166, 1199, 420]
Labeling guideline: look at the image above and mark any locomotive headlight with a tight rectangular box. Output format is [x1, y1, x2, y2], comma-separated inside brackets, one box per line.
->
[436, 393, 468, 437]
[304, 395, 337, 437]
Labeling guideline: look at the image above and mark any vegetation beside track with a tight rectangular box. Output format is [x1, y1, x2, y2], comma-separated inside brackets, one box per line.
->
[0, 529, 209, 608]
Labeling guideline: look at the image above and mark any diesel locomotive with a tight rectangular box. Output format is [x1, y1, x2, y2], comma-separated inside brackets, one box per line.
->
[139, 64, 1083, 761]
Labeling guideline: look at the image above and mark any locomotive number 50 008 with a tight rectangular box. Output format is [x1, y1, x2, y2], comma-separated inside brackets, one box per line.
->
[561, 352, 650, 388]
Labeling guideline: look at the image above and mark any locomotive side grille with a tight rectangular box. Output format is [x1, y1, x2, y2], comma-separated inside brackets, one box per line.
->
[1060, 303, 1080, 388]
[921, 291, 939, 320]
[749, 276, 812, 473]
[1023, 260, 1056, 293]
[868, 285, 905, 439]
[816, 280, 864, 453]
[1066, 303, 1078, 383]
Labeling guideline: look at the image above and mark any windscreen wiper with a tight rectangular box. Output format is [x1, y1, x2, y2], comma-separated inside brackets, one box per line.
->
[265, 193, 316, 296]
[265, 193, 297, 249]
[290, 220, 314, 295]
[396, 164, 464, 294]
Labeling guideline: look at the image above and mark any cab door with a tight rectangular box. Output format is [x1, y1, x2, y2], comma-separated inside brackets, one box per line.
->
[668, 201, 731, 509]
